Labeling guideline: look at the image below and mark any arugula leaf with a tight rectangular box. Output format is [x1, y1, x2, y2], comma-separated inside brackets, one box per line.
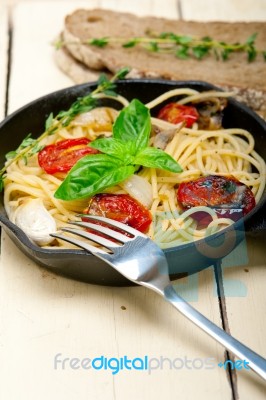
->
[134, 147, 182, 172]
[54, 154, 134, 200]
[113, 99, 151, 154]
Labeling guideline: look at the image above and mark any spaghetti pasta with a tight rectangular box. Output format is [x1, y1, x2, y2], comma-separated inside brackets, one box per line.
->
[3, 89, 266, 249]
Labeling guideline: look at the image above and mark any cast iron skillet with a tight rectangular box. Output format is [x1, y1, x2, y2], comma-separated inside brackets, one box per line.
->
[0, 80, 265, 286]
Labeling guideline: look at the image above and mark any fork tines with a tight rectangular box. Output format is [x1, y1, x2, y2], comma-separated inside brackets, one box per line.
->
[50, 215, 144, 254]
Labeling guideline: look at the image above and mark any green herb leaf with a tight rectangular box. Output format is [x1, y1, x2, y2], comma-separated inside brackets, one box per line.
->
[148, 41, 159, 52]
[221, 48, 232, 61]
[5, 134, 36, 160]
[0, 175, 4, 192]
[54, 154, 134, 200]
[58, 32, 265, 63]
[102, 89, 118, 97]
[90, 38, 108, 47]
[175, 45, 189, 59]
[134, 147, 182, 173]
[202, 36, 212, 43]
[123, 39, 139, 48]
[113, 99, 151, 154]
[28, 142, 45, 156]
[115, 67, 131, 80]
[246, 32, 258, 46]
[247, 45, 257, 62]
[45, 113, 54, 130]
[5, 151, 18, 161]
[178, 35, 193, 45]
[89, 138, 130, 160]
[192, 45, 209, 59]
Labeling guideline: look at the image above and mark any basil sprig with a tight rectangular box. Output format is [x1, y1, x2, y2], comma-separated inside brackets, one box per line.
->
[54, 99, 182, 201]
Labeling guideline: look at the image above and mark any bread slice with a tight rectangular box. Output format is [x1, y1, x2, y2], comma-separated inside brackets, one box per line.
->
[57, 9, 266, 117]
[62, 9, 266, 91]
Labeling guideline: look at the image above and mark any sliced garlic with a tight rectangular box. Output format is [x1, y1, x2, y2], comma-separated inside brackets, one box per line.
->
[120, 174, 153, 209]
[11, 198, 56, 246]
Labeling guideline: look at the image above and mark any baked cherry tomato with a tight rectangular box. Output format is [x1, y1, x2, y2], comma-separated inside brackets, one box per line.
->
[38, 138, 98, 174]
[157, 103, 199, 127]
[177, 175, 256, 221]
[83, 194, 152, 233]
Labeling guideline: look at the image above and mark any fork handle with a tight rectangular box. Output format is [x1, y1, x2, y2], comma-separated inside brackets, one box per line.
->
[163, 284, 266, 380]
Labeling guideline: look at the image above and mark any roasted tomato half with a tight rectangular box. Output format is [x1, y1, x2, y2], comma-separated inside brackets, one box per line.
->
[177, 175, 256, 221]
[157, 103, 199, 128]
[38, 138, 98, 174]
[83, 193, 152, 233]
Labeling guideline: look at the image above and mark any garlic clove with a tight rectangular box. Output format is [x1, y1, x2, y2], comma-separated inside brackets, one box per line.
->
[11, 198, 57, 246]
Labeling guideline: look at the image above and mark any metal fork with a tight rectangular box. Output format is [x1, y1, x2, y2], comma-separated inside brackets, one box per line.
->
[51, 215, 266, 380]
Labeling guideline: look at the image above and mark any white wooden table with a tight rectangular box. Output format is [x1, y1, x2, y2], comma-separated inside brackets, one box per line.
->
[0, 1, 265, 399]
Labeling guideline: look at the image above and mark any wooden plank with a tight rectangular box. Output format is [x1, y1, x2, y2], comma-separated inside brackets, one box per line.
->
[180, 0, 266, 21]
[0, 4, 9, 120]
[221, 236, 266, 397]
[0, 235, 232, 400]
[0, 1, 236, 399]
[7, 0, 95, 113]
[180, 0, 266, 396]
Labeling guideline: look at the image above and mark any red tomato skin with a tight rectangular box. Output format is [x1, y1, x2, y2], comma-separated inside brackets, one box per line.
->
[38, 138, 98, 174]
[177, 175, 256, 220]
[157, 103, 199, 127]
[83, 194, 152, 233]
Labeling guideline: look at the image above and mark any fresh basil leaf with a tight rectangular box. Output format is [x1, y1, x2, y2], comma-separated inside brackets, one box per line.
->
[134, 147, 182, 173]
[90, 137, 133, 162]
[54, 154, 134, 200]
[113, 99, 151, 154]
